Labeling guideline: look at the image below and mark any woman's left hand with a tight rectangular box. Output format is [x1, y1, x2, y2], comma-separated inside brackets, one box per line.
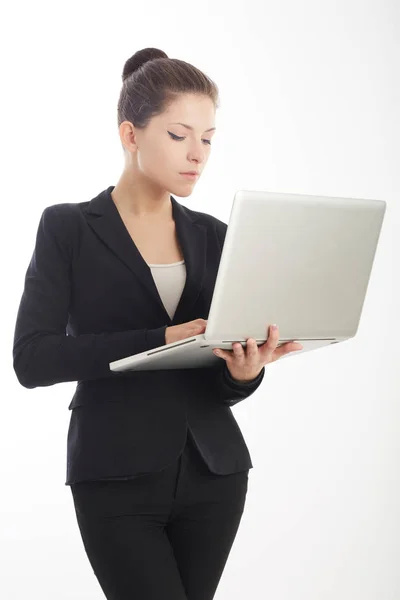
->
[213, 324, 303, 383]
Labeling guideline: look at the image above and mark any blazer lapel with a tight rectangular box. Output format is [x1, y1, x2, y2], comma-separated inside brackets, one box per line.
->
[84, 185, 207, 325]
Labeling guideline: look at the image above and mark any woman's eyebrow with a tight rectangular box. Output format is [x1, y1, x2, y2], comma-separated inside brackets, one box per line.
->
[169, 122, 216, 132]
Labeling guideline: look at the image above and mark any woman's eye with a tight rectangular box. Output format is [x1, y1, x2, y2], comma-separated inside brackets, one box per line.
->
[168, 131, 211, 145]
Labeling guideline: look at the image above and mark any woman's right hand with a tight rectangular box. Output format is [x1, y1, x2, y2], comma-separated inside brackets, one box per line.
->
[165, 318, 208, 345]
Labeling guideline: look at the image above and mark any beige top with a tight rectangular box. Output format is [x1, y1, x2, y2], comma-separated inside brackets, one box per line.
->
[148, 260, 186, 320]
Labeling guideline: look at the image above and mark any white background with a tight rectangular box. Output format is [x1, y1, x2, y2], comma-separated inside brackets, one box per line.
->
[1, 0, 399, 598]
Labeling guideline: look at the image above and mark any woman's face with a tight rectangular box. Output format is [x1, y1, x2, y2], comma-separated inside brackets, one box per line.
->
[120, 93, 216, 197]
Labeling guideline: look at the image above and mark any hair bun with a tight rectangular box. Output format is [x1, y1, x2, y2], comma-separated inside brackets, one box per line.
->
[122, 48, 169, 82]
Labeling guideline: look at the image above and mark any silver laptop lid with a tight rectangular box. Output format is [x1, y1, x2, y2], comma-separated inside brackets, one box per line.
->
[205, 190, 386, 343]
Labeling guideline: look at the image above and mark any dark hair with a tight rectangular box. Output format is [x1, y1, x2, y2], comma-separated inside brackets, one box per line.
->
[117, 48, 220, 143]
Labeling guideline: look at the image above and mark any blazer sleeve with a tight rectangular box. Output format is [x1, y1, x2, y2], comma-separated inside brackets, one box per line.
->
[212, 361, 266, 407]
[209, 218, 266, 406]
[12, 206, 168, 389]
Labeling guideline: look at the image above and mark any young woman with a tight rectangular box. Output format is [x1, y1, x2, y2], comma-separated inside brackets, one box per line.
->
[13, 47, 302, 600]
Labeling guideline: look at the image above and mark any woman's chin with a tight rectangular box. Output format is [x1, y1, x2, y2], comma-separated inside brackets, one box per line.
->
[171, 185, 195, 198]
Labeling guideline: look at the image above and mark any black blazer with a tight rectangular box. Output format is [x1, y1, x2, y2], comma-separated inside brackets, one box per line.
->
[12, 185, 265, 485]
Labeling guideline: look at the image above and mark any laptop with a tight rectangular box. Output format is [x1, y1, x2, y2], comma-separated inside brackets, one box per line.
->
[109, 190, 386, 373]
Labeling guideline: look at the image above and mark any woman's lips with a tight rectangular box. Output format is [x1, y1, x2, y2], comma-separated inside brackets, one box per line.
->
[180, 172, 199, 180]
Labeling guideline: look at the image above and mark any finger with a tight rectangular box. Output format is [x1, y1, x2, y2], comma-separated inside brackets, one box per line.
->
[232, 342, 244, 354]
[213, 348, 227, 360]
[229, 342, 246, 362]
[215, 339, 255, 361]
[259, 324, 280, 354]
[274, 342, 303, 359]
[285, 342, 303, 351]
[244, 338, 259, 358]
[292, 342, 303, 351]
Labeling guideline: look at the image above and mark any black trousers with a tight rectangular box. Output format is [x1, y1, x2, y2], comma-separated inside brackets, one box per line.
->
[70, 431, 249, 600]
